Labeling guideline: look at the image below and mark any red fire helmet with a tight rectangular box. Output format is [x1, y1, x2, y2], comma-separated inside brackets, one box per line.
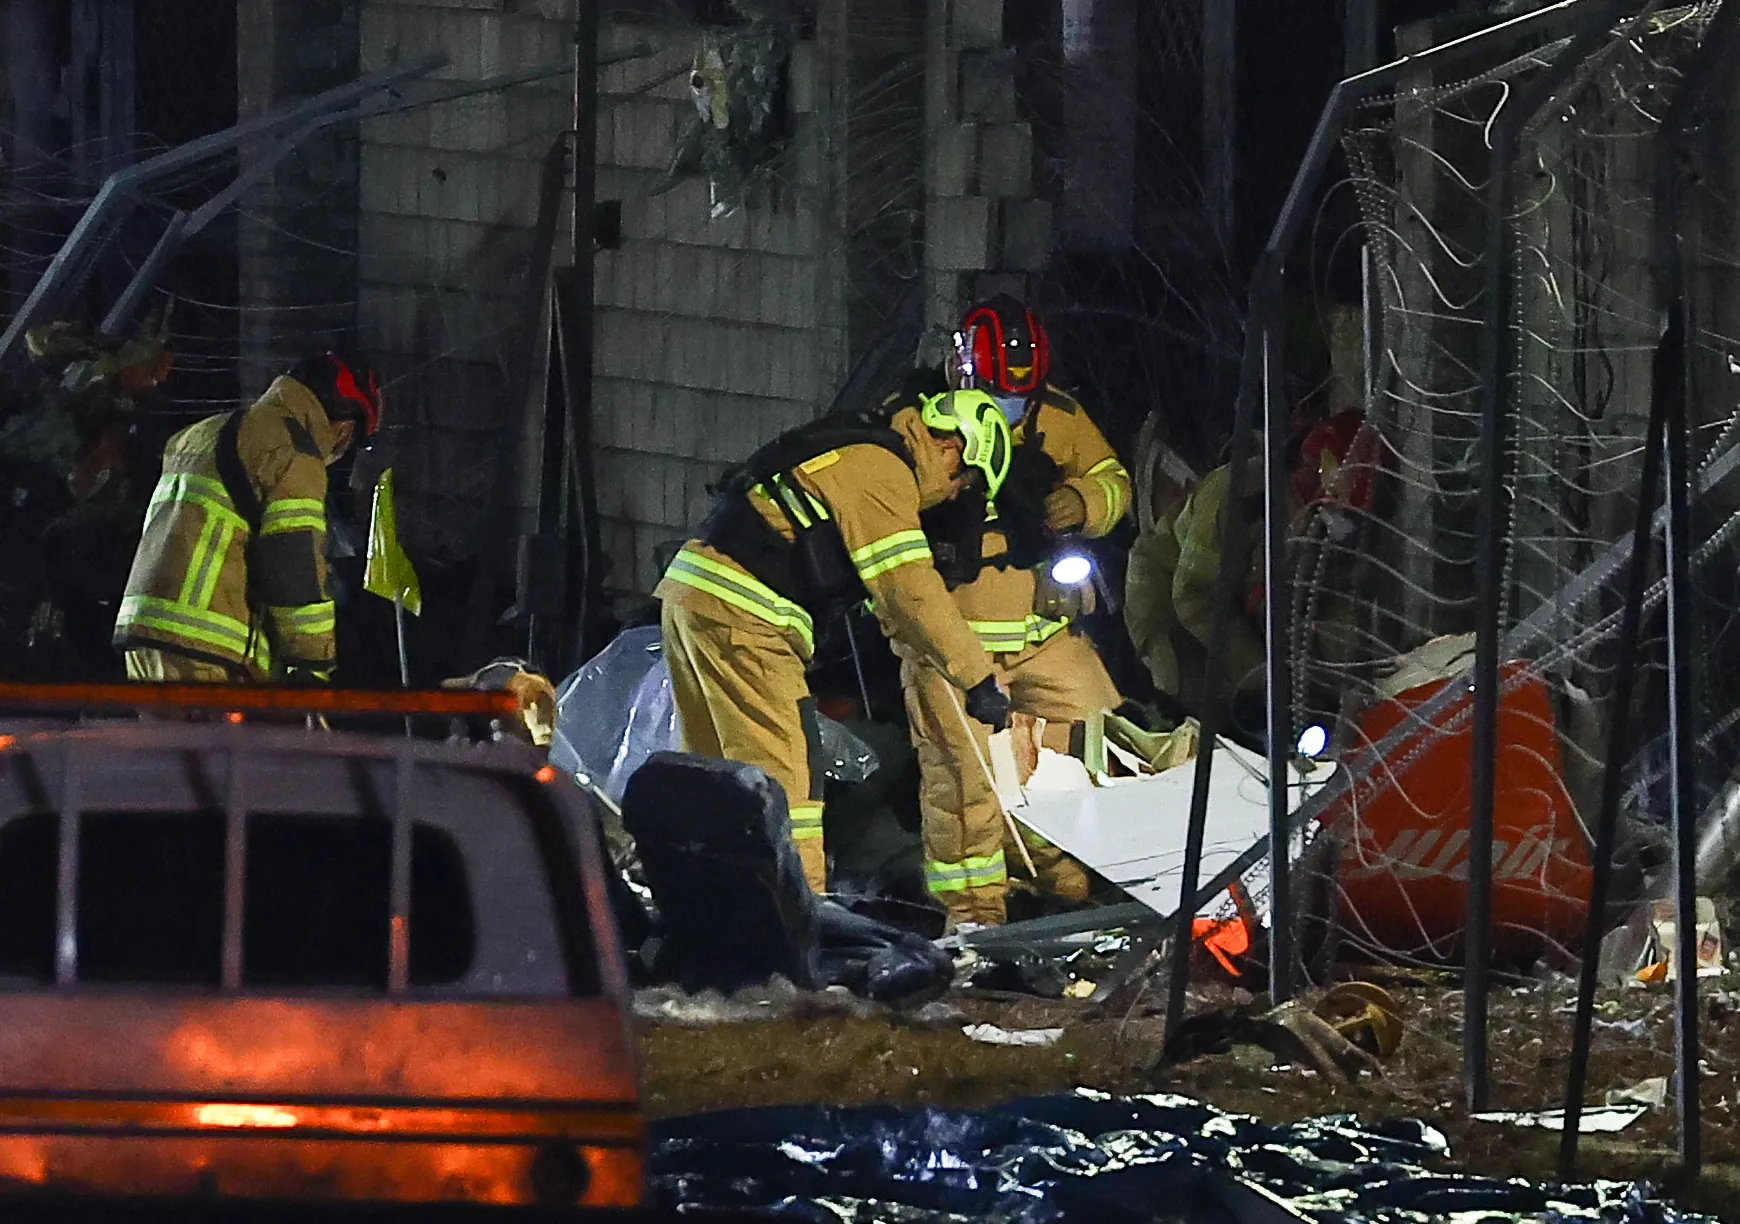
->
[958, 295, 1051, 397]
[1293, 410, 1390, 513]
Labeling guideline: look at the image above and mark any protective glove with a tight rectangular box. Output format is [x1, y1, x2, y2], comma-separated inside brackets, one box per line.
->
[964, 675, 1012, 732]
[281, 666, 333, 686]
[1044, 486, 1087, 533]
[1033, 567, 1095, 621]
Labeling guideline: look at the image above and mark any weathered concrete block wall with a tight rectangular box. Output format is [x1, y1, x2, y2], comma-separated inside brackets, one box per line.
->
[592, 16, 848, 592]
[236, 0, 362, 399]
[249, 0, 929, 597]
[922, 0, 1049, 331]
[355, 0, 575, 562]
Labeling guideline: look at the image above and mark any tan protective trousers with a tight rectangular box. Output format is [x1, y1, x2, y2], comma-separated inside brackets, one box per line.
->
[124, 647, 255, 683]
[903, 629, 1120, 926]
[660, 599, 829, 892]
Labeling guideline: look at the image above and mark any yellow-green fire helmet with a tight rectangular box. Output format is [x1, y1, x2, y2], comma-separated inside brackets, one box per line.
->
[918, 389, 1013, 500]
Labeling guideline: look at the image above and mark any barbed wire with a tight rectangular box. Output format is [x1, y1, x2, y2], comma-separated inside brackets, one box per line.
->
[1239, 2, 1740, 1120]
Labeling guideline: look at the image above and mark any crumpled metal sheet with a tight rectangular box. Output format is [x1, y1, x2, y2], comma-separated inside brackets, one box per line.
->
[648, 1089, 1712, 1223]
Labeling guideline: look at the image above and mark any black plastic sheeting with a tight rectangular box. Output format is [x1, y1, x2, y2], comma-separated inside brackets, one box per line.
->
[624, 753, 821, 993]
[817, 901, 954, 1008]
[620, 752, 954, 1005]
[649, 1090, 1714, 1223]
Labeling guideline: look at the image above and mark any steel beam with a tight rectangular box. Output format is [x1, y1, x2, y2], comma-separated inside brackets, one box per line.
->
[0, 52, 447, 364]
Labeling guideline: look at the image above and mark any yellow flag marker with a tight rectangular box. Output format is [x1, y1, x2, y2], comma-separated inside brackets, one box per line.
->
[366, 469, 421, 696]
[365, 468, 422, 616]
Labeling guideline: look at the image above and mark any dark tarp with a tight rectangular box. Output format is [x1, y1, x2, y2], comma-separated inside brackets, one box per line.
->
[649, 1089, 1712, 1222]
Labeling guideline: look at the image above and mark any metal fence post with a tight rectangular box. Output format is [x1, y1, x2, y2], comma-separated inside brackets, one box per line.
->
[1559, 0, 1740, 1175]
[1259, 276, 1295, 1003]
[1558, 333, 1669, 1171]
[1164, 326, 1264, 1042]
[1463, 122, 1516, 1121]
[1663, 300, 1701, 1181]
[1464, 0, 1633, 1111]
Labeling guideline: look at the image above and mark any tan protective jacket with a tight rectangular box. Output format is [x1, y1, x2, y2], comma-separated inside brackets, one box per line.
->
[114, 376, 340, 675]
[656, 407, 994, 691]
[950, 386, 1132, 653]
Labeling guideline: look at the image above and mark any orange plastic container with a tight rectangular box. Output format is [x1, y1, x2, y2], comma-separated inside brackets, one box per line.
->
[1323, 662, 1592, 964]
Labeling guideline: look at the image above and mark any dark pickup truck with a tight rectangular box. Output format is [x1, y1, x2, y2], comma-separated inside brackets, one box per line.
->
[0, 698, 642, 1213]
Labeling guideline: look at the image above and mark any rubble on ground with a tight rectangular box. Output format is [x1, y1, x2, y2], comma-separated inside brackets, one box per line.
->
[554, 625, 1740, 1215]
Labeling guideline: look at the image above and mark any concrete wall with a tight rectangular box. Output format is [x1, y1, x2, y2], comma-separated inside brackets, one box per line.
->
[591, 14, 852, 593]
[354, 0, 574, 562]
[236, 0, 362, 398]
[346, 3, 863, 592]
[922, 0, 1050, 330]
[246, 0, 1020, 596]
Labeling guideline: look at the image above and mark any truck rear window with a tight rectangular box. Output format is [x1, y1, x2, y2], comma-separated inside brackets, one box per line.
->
[0, 807, 560, 995]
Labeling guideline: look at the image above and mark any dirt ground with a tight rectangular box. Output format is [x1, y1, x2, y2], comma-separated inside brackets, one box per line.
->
[638, 971, 1740, 1220]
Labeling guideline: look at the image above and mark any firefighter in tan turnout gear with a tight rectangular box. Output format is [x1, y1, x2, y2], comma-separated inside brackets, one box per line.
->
[114, 352, 383, 683]
[657, 393, 1016, 892]
[896, 296, 1131, 928]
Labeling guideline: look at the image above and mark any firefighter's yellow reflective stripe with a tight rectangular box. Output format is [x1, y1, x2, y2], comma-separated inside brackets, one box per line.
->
[275, 600, 337, 636]
[150, 473, 247, 532]
[968, 851, 1008, 887]
[1027, 615, 1069, 646]
[850, 529, 932, 582]
[192, 521, 237, 611]
[117, 595, 254, 656]
[1085, 458, 1131, 526]
[1094, 474, 1127, 524]
[663, 549, 816, 651]
[926, 850, 1007, 894]
[787, 479, 828, 523]
[177, 512, 223, 608]
[789, 802, 825, 842]
[754, 477, 830, 530]
[969, 615, 1071, 652]
[771, 475, 829, 529]
[926, 863, 969, 893]
[759, 478, 808, 529]
[969, 619, 1032, 653]
[261, 496, 326, 536]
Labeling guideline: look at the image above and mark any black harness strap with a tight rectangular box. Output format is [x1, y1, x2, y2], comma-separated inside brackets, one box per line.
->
[214, 409, 264, 538]
[212, 409, 269, 667]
